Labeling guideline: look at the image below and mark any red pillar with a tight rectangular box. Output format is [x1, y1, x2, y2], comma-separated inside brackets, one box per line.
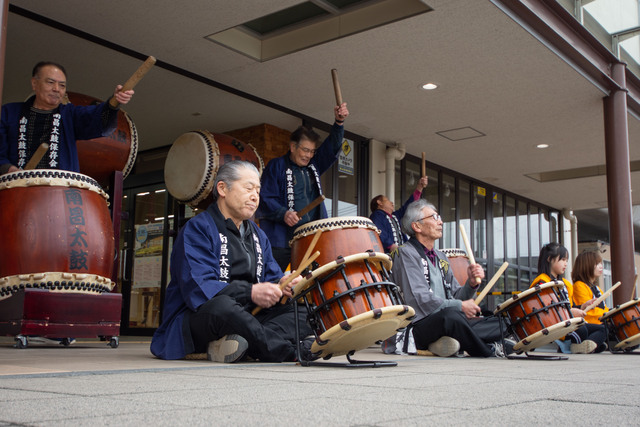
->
[603, 61, 636, 305]
[0, 0, 8, 102]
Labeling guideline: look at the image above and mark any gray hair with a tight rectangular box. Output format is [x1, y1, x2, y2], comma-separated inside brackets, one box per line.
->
[211, 160, 260, 199]
[402, 199, 437, 237]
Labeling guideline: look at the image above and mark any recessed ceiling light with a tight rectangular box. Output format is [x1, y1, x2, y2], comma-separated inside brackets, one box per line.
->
[421, 83, 438, 90]
[536, 143, 550, 149]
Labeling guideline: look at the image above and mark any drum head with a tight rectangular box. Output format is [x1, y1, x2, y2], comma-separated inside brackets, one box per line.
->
[291, 216, 379, 242]
[495, 281, 565, 314]
[513, 317, 583, 353]
[164, 131, 218, 207]
[614, 332, 640, 350]
[599, 299, 640, 321]
[310, 305, 415, 358]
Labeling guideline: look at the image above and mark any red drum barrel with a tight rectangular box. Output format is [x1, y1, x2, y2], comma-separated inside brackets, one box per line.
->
[599, 299, 640, 350]
[0, 170, 115, 300]
[164, 131, 264, 209]
[441, 248, 470, 287]
[290, 217, 414, 359]
[290, 216, 384, 270]
[67, 92, 138, 187]
[494, 281, 583, 353]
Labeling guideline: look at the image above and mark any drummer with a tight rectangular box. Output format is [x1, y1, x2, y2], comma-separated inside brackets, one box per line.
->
[151, 161, 317, 363]
[389, 199, 515, 357]
[571, 250, 608, 352]
[0, 61, 134, 175]
[258, 103, 349, 271]
[370, 176, 428, 253]
[531, 243, 606, 353]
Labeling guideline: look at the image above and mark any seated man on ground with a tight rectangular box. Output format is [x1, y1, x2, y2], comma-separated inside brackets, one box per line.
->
[151, 160, 314, 363]
[389, 199, 514, 358]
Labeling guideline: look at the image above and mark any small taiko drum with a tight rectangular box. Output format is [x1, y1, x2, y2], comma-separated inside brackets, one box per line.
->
[494, 281, 583, 353]
[290, 216, 385, 270]
[290, 218, 414, 358]
[67, 92, 138, 187]
[441, 248, 470, 287]
[599, 299, 640, 350]
[0, 170, 115, 301]
[164, 131, 263, 209]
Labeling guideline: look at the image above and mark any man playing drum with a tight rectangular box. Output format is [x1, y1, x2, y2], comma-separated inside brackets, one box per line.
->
[370, 176, 428, 253]
[0, 61, 134, 174]
[151, 161, 317, 363]
[257, 103, 349, 271]
[389, 199, 515, 357]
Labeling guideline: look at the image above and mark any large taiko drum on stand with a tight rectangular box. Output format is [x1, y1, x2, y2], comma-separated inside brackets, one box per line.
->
[494, 281, 583, 353]
[0, 170, 120, 346]
[290, 217, 414, 359]
[599, 299, 640, 350]
[164, 131, 264, 210]
[67, 92, 138, 187]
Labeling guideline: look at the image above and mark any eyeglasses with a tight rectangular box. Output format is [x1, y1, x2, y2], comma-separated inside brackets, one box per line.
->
[296, 145, 317, 155]
[416, 213, 442, 223]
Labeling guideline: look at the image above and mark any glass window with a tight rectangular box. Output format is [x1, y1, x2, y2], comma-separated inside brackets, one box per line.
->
[423, 167, 439, 205]
[320, 163, 335, 217]
[506, 196, 517, 266]
[493, 192, 505, 263]
[458, 179, 471, 254]
[441, 174, 457, 249]
[518, 201, 529, 267]
[473, 184, 487, 260]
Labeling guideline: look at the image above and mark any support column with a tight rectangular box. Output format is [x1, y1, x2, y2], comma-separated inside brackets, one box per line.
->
[0, 0, 8, 102]
[603, 61, 636, 305]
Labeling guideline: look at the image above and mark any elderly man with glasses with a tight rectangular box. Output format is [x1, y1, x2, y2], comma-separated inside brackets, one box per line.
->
[389, 199, 515, 358]
[258, 103, 349, 272]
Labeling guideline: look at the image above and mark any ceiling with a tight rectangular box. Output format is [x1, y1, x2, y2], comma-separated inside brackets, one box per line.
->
[3, 0, 639, 248]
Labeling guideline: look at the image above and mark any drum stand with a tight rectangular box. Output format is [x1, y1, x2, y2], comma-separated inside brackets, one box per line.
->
[498, 316, 569, 361]
[603, 321, 640, 354]
[292, 300, 397, 368]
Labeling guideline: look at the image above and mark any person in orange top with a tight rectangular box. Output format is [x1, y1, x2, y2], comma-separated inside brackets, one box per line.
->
[530, 243, 604, 354]
[571, 250, 608, 352]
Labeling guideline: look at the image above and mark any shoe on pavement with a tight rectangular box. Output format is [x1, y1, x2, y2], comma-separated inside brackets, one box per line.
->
[427, 336, 460, 357]
[490, 339, 516, 358]
[207, 334, 248, 363]
[570, 340, 597, 354]
[300, 336, 322, 362]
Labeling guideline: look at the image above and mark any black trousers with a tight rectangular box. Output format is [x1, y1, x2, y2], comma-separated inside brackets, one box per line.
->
[188, 294, 311, 362]
[412, 307, 504, 357]
[272, 247, 292, 273]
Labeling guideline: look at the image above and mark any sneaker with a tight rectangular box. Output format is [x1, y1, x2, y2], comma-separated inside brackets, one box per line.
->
[427, 336, 460, 357]
[207, 334, 248, 363]
[299, 337, 322, 362]
[502, 338, 516, 356]
[570, 340, 597, 354]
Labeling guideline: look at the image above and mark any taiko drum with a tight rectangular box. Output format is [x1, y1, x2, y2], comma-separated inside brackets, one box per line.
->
[0, 170, 115, 300]
[164, 131, 264, 210]
[600, 299, 640, 349]
[67, 92, 138, 187]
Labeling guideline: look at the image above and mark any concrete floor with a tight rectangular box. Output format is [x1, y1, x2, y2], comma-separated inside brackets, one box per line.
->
[1, 336, 639, 426]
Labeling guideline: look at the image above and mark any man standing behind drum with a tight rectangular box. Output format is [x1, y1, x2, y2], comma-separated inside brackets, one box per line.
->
[0, 61, 134, 174]
[390, 199, 515, 357]
[370, 176, 428, 253]
[258, 103, 349, 271]
[151, 161, 316, 363]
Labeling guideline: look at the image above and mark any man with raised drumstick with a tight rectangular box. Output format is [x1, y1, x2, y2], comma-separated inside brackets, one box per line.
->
[151, 161, 317, 363]
[0, 61, 134, 174]
[370, 176, 428, 253]
[258, 103, 349, 271]
[389, 199, 515, 358]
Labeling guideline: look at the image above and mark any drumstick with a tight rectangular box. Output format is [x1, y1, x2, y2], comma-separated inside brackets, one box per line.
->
[252, 251, 320, 315]
[421, 152, 426, 177]
[583, 281, 621, 312]
[296, 195, 325, 219]
[331, 69, 343, 106]
[459, 223, 481, 285]
[300, 230, 322, 271]
[630, 274, 638, 301]
[474, 261, 509, 305]
[109, 56, 156, 108]
[24, 143, 49, 170]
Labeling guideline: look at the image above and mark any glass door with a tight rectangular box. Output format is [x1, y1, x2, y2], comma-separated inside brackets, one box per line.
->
[118, 183, 174, 335]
